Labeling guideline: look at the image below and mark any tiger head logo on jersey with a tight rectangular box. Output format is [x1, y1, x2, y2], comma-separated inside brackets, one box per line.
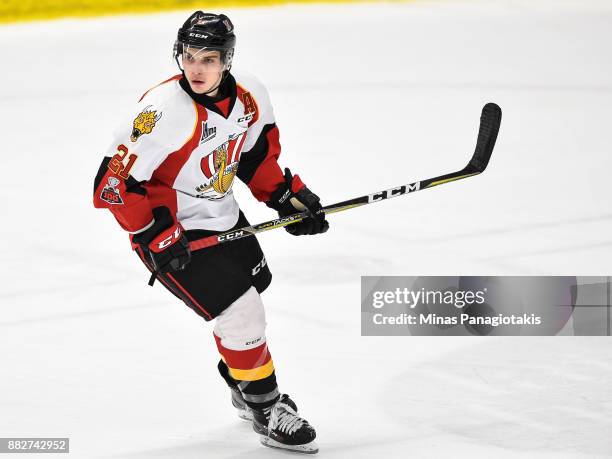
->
[131, 106, 162, 142]
[196, 133, 246, 199]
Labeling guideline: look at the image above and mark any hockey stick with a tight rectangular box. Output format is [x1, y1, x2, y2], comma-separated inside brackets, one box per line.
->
[186, 103, 502, 254]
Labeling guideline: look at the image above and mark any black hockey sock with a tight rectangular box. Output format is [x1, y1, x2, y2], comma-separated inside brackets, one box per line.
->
[218, 359, 280, 413]
[236, 371, 280, 412]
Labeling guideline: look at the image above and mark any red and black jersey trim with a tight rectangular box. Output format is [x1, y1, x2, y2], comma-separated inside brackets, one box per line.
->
[94, 157, 147, 197]
[236, 123, 285, 202]
[93, 157, 112, 194]
[124, 176, 147, 196]
[94, 156, 155, 232]
[236, 123, 278, 184]
[94, 156, 147, 196]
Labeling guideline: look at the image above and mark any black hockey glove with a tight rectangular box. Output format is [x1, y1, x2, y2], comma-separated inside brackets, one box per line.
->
[266, 168, 329, 236]
[132, 206, 191, 284]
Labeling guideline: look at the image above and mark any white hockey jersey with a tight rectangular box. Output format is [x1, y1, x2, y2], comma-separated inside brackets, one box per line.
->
[93, 71, 285, 235]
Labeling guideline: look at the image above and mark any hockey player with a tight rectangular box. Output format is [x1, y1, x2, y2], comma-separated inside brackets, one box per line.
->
[93, 11, 328, 454]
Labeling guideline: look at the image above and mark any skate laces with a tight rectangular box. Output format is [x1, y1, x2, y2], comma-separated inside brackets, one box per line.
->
[270, 403, 304, 435]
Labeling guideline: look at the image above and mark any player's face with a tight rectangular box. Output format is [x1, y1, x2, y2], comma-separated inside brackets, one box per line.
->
[182, 48, 224, 95]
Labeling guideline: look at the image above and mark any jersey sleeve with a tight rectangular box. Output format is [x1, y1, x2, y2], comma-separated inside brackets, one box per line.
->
[93, 96, 191, 233]
[235, 77, 285, 202]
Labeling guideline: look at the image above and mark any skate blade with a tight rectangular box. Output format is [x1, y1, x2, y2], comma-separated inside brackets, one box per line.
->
[260, 435, 319, 454]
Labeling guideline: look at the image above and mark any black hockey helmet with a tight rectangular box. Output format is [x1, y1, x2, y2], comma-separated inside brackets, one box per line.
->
[173, 11, 236, 69]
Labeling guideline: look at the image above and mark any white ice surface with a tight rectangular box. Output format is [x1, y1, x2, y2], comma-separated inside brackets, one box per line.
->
[1, 1, 611, 458]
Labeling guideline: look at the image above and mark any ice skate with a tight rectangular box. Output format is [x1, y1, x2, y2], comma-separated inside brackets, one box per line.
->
[218, 359, 253, 421]
[252, 394, 318, 454]
[230, 386, 253, 421]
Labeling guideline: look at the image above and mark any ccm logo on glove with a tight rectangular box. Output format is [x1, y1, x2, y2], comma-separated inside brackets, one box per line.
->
[132, 206, 192, 275]
[152, 226, 183, 251]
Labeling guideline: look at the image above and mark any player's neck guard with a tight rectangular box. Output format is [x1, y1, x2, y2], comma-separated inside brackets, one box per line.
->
[179, 72, 237, 118]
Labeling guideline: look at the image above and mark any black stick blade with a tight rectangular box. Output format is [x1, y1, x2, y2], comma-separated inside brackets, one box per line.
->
[468, 102, 502, 172]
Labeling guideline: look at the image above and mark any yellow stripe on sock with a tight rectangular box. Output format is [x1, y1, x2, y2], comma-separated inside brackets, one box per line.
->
[228, 360, 275, 381]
